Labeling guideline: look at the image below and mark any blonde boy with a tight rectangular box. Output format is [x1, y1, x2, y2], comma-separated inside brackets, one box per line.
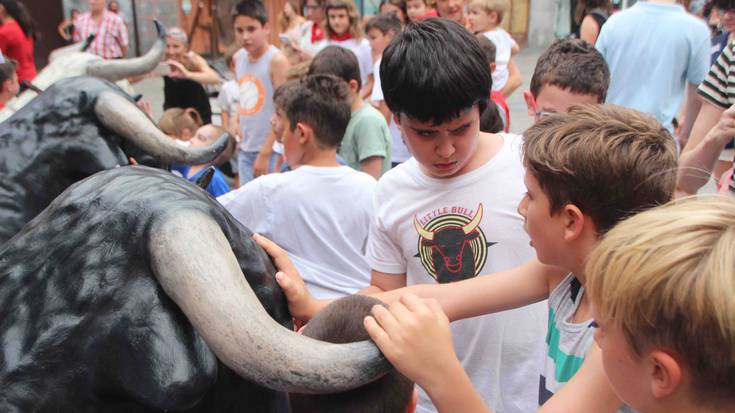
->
[586, 196, 735, 413]
[467, 0, 521, 97]
[258, 104, 678, 412]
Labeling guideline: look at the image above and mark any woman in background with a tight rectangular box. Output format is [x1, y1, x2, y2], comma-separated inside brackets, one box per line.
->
[0, 0, 37, 82]
[161, 28, 220, 124]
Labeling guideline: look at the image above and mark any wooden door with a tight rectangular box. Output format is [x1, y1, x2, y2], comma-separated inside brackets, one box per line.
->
[25, 0, 65, 68]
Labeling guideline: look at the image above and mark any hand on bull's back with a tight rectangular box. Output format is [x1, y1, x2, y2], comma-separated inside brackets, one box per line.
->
[252, 233, 325, 321]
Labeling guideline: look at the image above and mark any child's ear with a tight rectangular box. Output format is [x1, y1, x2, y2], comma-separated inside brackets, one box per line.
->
[523, 90, 536, 117]
[649, 350, 683, 400]
[490, 11, 499, 24]
[561, 204, 585, 242]
[295, 122, 310, 144]
[349, 79, 360, 94]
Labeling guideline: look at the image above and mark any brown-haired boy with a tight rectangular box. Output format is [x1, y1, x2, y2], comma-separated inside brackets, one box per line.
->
[259, 104, 677, 412]
[290, 295, 417, 413]
[220, 74, 377, 299]
[524, 38, 610, 120]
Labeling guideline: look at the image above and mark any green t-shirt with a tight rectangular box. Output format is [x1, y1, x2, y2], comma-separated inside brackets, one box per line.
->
[340, 104, 392, 175]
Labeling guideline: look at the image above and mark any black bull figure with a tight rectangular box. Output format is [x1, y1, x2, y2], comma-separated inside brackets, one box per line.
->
[0, 76, 230, 245]
[414, 205, 484, 283]
[0, 167, 389, 412]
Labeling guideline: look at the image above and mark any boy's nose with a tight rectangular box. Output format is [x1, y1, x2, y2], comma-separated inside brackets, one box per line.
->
[517, 196, 528, 218]
[435, 137, 456, 159]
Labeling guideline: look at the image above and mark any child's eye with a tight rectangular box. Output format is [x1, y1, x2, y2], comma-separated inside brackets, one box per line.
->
[451, 125, 470, 135]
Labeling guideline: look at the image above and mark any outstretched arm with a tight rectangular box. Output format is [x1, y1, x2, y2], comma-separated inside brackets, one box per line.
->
[677, 101, 734, 196]
[539, 344, 622, 413]
[254, 234, 560, 322]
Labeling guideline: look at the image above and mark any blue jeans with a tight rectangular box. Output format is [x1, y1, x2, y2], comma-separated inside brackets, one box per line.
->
[238, 150, 278, 186]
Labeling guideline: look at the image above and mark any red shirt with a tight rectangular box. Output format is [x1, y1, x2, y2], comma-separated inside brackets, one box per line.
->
[0, 19, 36, 82]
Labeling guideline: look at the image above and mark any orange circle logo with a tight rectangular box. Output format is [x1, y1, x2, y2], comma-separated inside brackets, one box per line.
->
[238, 75, 265, 116]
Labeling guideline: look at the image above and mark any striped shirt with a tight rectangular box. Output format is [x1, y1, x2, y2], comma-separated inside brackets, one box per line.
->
[699, 42, 735, 109]
[699, 43, 735, 192]
[73, 10, 128, 59]
[539, 273, 635, 413]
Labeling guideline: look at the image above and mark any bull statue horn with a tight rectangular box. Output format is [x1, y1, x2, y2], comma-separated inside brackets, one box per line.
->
[150, 210, 392, 393]
[86, 20, 166, 81]
[48, 34, 96, 63]
[462, 204, 483, 235]
[194, 167, 215, 190]
[94, 91, 228, 164]
[414, 216, 434, 241]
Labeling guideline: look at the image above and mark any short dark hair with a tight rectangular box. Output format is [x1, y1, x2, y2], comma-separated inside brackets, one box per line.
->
[475, 33, 496, 65]
[282, 74, 351, 148]
[365, 12, 402, 35]
[273, 80, 301, 111]
[530, 39, 609, 102]
[308, 45, 362, 89]
[381, 18, 490, 124]
[233, 0, 268, 25]
[290, 296, 414, 413]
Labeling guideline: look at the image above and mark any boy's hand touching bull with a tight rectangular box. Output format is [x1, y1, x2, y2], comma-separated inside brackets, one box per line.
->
[252, 233, 330, 321]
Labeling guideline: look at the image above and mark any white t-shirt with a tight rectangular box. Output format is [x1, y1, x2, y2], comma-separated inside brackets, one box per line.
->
[217, 79, 240, 115]
[371, 58, 411, 163]
[319, 38, 374, 89]
[366, 133, 546, 413]
[218, 165, 376, 298]
[483, 29, 517, 92]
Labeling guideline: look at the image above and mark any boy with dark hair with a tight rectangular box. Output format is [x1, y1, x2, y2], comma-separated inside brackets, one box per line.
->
[475, 34, 509, 132]
[367, 12, 410, 166]
[297, 18, 546, 413]
[232, 0, 290, 186]
[523, 38, 609, 120]
[309, 46, 391, 179]
[289, 295, 417, 413]
[220, 74, 377, 299]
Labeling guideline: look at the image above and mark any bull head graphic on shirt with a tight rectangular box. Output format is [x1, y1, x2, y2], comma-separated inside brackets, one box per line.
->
[414, 204, 493, 284]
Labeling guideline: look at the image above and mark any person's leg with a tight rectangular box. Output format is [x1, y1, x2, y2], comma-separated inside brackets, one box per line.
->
[237, 150, 257, 186]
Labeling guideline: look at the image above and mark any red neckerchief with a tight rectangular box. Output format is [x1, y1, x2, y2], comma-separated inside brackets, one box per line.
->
[329, 31, 352, 41]
[311, 22, 325, 43]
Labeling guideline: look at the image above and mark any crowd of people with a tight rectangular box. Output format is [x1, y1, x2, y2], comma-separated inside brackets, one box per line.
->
[1, 0, 735, 412]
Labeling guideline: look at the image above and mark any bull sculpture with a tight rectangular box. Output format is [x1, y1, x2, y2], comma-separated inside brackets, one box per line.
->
[0, 20, 167, 122]
[414, 204, 487, 283]
[0, 166, 389, 412]
[0, 75, 230, 245]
